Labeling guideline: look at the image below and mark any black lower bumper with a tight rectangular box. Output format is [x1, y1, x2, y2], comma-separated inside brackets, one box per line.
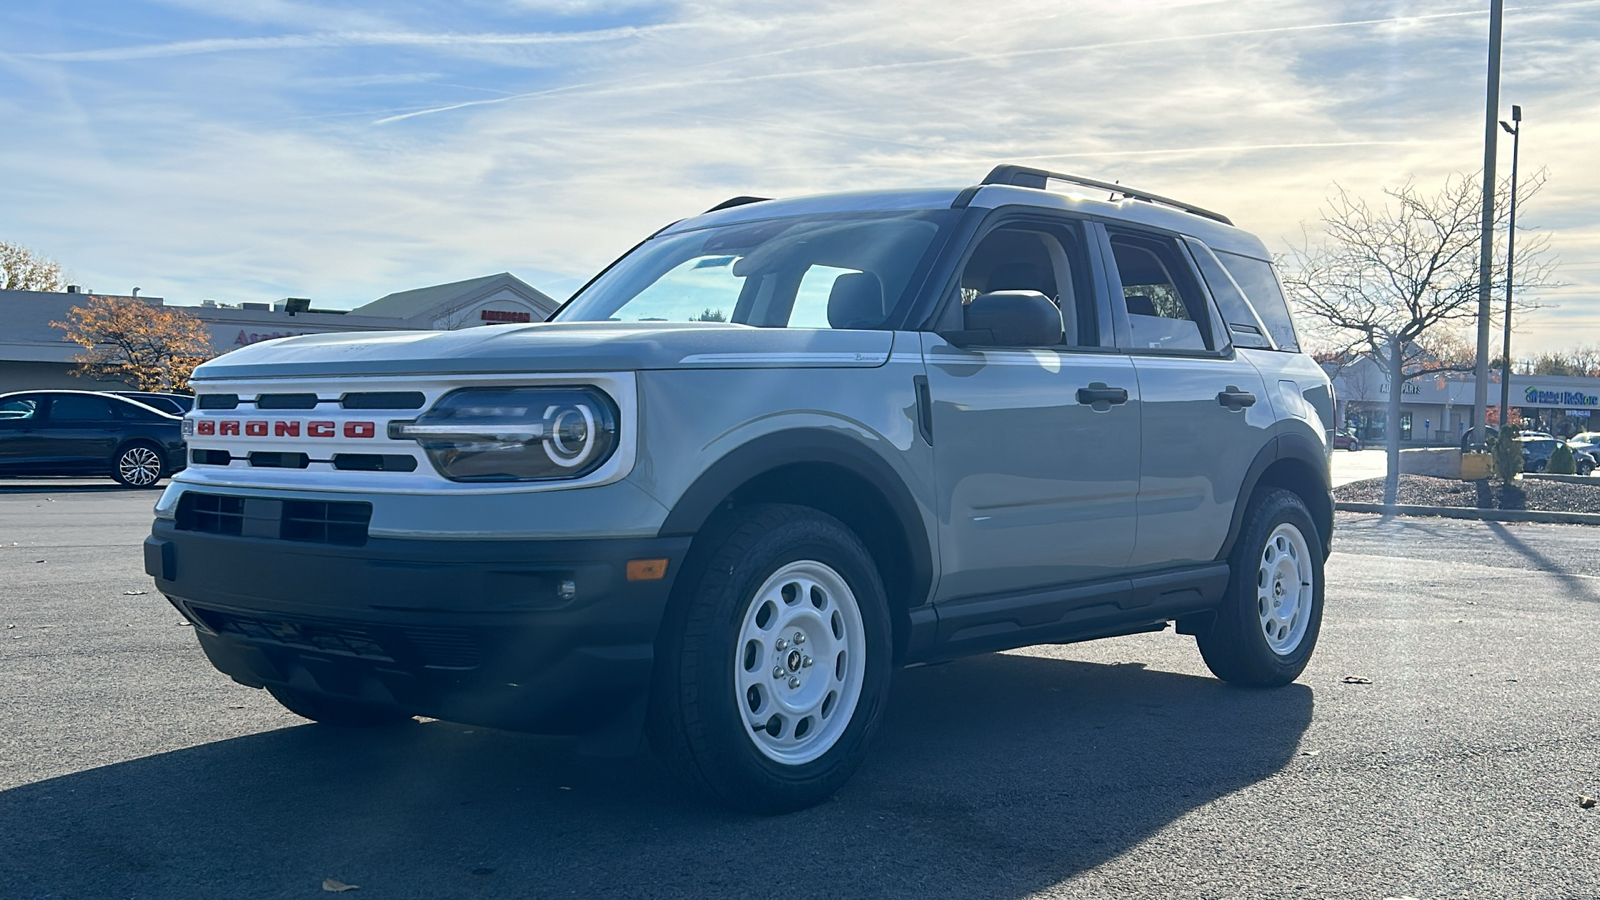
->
[146, 520, 690, 741]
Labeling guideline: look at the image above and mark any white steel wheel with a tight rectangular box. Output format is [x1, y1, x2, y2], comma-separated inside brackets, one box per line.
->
[116, 446, 164, 487]
[735, 560, 866, 766]
[1256, 522, 1314, 655]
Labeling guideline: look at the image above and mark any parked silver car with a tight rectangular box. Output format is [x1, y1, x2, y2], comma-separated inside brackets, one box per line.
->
[146, 166, 1333, 811]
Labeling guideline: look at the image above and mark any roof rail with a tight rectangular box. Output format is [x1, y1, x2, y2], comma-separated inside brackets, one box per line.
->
[980, 165, 1232, 226]
[704, 195, 771, 214]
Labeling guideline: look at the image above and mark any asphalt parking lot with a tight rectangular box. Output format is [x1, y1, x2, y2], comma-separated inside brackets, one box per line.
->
[2, 480, 1598, 899]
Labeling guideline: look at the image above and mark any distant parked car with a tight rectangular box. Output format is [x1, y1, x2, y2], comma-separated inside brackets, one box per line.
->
[1567, 438, 1600, 474]
[1331, 430, 1362, 451]
[0, 390, 187, 487]
[1521, 438, 1596, 476]
[1570, 431, 1600, 447]
[113, 391, 194, 415]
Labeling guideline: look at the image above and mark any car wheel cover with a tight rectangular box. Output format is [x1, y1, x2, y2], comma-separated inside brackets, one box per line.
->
[1256, 522, 1314, 656]
[119, 447, 162, 486]
[733, 559, 866, 766]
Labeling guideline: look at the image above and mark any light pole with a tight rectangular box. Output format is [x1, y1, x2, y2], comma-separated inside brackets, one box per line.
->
[1498, 105, 1522, 429]
[1472, 0, 1505, 450]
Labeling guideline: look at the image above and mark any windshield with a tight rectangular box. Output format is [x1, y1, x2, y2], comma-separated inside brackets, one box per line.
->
[556, 210, 957, 329]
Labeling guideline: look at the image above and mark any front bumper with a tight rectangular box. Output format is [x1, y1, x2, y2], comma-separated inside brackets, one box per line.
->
[146, 520, 690, 738]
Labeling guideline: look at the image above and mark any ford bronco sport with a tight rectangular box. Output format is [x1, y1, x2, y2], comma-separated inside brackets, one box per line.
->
[146, 165, 1333, 812]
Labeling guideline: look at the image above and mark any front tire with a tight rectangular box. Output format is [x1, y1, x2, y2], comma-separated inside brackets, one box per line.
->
[112, 442, 166, 488]
[649, 504, 892, 813]
[266, 685, 414, 727]
[1196, 490, 1324, 687]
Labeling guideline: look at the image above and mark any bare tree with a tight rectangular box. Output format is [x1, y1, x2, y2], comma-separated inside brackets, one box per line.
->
[1, 241, 65, 292]
[1283, 171, 1556, 505]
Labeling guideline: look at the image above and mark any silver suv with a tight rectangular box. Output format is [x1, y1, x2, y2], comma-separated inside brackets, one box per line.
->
[146, 166, 1333, 812]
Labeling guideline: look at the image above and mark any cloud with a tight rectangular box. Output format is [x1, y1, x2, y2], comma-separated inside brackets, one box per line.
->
[24, 24, 693, 62]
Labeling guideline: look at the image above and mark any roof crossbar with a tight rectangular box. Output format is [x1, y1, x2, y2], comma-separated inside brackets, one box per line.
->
[980, 165, 1232, 226]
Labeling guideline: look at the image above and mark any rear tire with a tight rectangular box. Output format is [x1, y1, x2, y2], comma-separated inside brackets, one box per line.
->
[1197, 490, 1324, 688]
[649, 503, 892, 814]
[112, 442, 166, 488]
[266, 685, 414, 727]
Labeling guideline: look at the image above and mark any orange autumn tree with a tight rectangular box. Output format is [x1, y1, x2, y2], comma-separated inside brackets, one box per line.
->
[52, 295, 215, 391]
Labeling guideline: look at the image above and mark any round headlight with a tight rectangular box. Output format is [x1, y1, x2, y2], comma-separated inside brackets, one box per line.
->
[392, 387, 619, 482]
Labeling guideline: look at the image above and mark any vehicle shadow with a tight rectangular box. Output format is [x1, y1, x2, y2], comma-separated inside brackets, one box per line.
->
[0, 478, 157, 494]
[0, 653, 1311, 899]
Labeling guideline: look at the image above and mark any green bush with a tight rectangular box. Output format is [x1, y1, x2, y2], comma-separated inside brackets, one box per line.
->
[1547, 442, 1577, 475]
[1491, 425, 1522, 484]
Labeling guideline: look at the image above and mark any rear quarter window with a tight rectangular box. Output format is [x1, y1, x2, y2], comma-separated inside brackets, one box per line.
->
[1215, 251, 1299, 352]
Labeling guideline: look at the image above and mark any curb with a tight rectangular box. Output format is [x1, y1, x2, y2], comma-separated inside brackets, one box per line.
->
[1334, 502, 1600, 526]
[1521, 473, 1600, 486]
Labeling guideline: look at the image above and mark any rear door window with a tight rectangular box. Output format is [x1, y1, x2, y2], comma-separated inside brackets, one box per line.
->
[1107, 232, 1216, 353]
[49, 395, 118, 422]
[1215, 251, 1299, 351]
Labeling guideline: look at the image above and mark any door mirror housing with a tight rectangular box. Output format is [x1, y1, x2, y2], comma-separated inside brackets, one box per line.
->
[942, 290, 1063, 348]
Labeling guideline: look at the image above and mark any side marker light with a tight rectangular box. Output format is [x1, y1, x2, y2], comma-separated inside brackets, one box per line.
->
[627, 559, 669, 582]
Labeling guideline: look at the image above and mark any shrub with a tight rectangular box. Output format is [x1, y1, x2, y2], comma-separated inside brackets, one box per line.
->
[1491, 425, 1522, 484]
[1547, 442, 1577, 475]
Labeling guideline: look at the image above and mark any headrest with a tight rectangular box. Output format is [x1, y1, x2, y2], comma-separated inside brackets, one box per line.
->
[987, 262, 1042, 293]
[827, 272, 885, 329]
[1124, 293, 1157, 317]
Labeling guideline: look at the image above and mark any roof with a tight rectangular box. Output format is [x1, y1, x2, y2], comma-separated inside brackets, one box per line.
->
[350, 273, 558, 321]
[666, 181, 1267, 259]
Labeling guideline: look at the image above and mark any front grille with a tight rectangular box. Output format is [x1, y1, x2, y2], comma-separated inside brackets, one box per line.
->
[282, 499, 370, 546]
[256, 393, 319, 409]
[332, 453, 418, 472]
[198, 393, 240, 410]
[176, 492, 245, 535]
[248, 452, 310, 469]
[175, 492, 371, 546]
[192, 449, 231, 466]
[198, 610, 394, 661]
[193, 608, 484, 670]
[342, 392, 425, 410]
[401, 629, 484, 669]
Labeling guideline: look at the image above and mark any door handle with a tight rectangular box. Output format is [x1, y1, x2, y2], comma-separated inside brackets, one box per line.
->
[1076, 384, 1129, 408]
[1217, 387, 1257, 411]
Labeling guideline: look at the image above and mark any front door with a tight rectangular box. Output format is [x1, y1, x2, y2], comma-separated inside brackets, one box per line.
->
[922, 218, 1140, 602]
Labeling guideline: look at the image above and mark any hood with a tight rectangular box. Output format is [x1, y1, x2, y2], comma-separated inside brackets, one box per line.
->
[190, 321, 896, 382]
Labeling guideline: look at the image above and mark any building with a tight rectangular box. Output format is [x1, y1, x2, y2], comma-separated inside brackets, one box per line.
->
[0, 273, 558, 392]
[1329, 354, 1600, 442]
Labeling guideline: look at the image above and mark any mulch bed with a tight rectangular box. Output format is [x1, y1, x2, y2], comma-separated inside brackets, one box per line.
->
[1333, 474, 1600, 515]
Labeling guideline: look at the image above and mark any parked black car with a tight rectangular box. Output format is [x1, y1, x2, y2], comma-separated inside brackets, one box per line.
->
[1521, 437, 1597, 476]
[0, 390, 187, 487]
[113, 391, 195, 415]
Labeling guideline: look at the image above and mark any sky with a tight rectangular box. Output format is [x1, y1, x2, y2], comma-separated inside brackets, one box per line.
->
[2, 0, 1597, 356]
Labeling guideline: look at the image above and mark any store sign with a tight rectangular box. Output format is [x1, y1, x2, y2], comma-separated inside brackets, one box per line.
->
[1379, 382, 1421, 395]
[1524, 387, 1599, 407]
[481, 309, 532, 323]
[234, 329, 312, 346]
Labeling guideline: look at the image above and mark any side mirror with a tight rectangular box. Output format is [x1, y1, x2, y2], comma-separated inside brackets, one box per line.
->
[942, 290, 1062, 348]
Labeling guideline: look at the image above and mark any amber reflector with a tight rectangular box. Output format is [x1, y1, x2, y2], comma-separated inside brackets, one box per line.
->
[626, 558, 669, 581]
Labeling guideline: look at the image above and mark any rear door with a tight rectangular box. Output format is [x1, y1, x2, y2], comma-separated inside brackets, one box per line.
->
[37, 394, 123, 470]
[1099, 226, 1275, 571]
[0, 395, 49, 471]
[923, 214, 1140, 600]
